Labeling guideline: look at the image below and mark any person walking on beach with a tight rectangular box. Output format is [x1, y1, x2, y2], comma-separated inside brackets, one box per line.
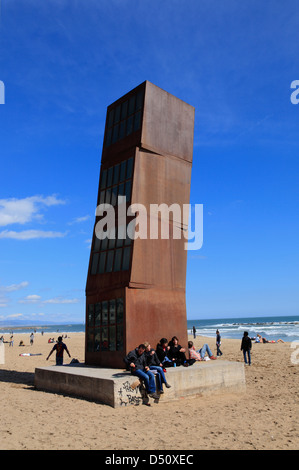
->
[216, 329, 223, 356]
[241, 331, 252, 365]
[192, 326, 196, 339]
[46, 336, 71, 365]
[30, 332, 34, 346]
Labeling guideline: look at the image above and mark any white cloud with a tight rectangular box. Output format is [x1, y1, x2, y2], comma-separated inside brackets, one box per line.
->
[0, 281, 29, 308]
[68, 215, 91, 225]
[18, 295, 41, 304]
[0, 281, 29, 292]
[0, 195, 66, 227]
[0, 230, 67, 240]
[43, 297, 80, 304]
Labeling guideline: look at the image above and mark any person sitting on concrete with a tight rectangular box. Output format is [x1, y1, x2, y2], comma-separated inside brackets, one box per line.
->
[156, 338, 174, 367]
[144, 342, 171, 393]
[188, 341, 217, 361]
[124, 344, 160, 399]
[167, 336, 189, 366]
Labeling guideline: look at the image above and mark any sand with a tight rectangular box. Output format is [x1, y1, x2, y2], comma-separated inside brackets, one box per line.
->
[0, 331, 298, 450]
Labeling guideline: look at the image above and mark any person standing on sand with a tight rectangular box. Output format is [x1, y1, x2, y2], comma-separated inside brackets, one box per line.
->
[216, 329, 223, 356]
[46, 336, 71, 365]
[241, 331, 252, 365]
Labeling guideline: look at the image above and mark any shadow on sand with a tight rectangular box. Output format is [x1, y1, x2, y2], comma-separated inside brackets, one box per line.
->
[0, 369, 34, 387]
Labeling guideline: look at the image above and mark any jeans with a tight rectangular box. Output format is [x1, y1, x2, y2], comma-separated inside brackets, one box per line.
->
[243, 350, 251, 365]
[149, 366, 167, 391]
[132, 369, 156, 393]
[199, 343, 213, 359]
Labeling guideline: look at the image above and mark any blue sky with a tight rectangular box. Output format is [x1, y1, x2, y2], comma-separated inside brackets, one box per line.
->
[0, 0, 298, 323]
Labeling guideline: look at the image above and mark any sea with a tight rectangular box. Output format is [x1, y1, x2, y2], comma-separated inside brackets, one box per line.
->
[187, 315, 299, 343]
[1, 315, 299, 343]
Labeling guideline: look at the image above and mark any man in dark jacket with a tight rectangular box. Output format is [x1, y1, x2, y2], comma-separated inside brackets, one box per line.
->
[241, 331, 252, 365]
[124, 344, 159, 399]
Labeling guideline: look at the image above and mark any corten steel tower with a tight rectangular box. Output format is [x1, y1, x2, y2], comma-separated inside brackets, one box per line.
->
[85, 81, 195, 368]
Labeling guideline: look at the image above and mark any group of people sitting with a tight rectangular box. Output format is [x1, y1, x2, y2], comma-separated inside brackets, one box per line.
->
[124, 336, 216, 400]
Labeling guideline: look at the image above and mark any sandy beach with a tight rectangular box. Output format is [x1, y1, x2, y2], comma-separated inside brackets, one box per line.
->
[0, 331, 298, 450]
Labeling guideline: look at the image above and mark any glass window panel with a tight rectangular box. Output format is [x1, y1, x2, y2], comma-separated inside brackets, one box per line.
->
[87, 304, 94, 327]
[119, 161, 126, 182]
[122, 246, 131, 270]
[121, 100, 128, 120]
[99, 190, 105, 204]
[107, 109, 114, 128]
[105, 128, 112, 147]
[101, 327, 108, 351]
[125, 222, 133, 245]
[125, 180, 132, 202]
[94, 328, 101, 351]
[113, 164, 120, 185]
[102, 301, 108, 325]
[126, 115, 133, 136]
[91, 253, 99, 275]
[116, 298, 124, 323]
[109, 326, 116, 351]
[107, 167, 113, 187]
[136, 90, 143, 110]
[111, 186, 117, 206]
[134, 111, 141, 132]
[113, 248, 122, 271]
[93, 235, 101, 252]
[116, 325, 124, 351]
[128, 95, 136, 115]
[112, 124, 119, 144]
[105, 188, 111, 204]
[95, 303, 101, 326]
[118, 182, 124, 197]
[101, 235, 108, 251]
[87, 329, 95, 352]
[116, 225, 125, 248]
[118, 120, 126, 140]
[126, 158, 133, 179]
[109, 299, 116, 323]
[114, 105, 121, 123]
[98, 251, 106, 273]
[106, 250, 114, 272]
[100, 169, 107, 189]
[108, 228, 116, 249]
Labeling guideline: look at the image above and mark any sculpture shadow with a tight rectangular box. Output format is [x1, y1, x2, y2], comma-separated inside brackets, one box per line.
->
[0, 369, 34, 388]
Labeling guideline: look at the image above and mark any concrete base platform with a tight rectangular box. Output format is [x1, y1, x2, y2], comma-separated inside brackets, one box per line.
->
[34, 360, 246, 408]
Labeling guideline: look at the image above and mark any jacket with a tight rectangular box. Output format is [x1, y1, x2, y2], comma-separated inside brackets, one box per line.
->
[241, 336, 252, 351]
[124, 348, 147, 372]
[145, 348, 161, 367]
[156, 344, 168, 363]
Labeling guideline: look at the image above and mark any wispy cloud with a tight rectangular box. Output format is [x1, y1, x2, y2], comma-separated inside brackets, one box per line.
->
[0, 281, 29, 308]
[68, 215, 91, 225]
[0, 281, 29, 292]
[0, 230, 67, 240]
[43, 297, 80, 305]
[18, 295, 41, 304]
